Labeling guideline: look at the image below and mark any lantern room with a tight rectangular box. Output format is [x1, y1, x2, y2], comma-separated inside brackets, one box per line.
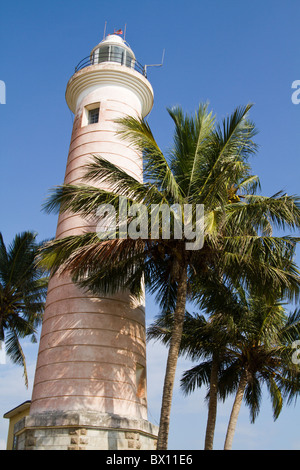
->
[91, 34, 135, 67]
[75, 34, 146, 76]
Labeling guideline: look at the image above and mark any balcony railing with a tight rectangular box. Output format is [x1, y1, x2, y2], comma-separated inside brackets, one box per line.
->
[75, 51, 147, 77]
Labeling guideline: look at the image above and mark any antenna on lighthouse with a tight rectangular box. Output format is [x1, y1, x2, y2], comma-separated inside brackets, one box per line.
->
[144, 49, 165, 75]
[103, 21, 107, 39]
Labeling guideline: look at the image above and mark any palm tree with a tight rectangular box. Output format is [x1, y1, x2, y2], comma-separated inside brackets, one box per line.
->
[221, 298, 300, 450]
[0, 231, 48, 386]
[173, 292, 300, 450]
[39, 103, 300, 449]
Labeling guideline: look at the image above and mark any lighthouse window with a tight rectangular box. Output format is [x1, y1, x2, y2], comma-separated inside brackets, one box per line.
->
[88, 107, 99, 124]
[82, 103, 100, 127]
[98, 46, 109, 63]
[125, 52, 134, 67]
[110, 46, 124, 65]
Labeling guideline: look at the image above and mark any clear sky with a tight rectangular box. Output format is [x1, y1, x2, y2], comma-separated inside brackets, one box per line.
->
[0, 0, 300, 450]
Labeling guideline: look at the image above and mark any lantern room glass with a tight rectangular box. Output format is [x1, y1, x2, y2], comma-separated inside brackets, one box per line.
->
[93, 45, 134, 69]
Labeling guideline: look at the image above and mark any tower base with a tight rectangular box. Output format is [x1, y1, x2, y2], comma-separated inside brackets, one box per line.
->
[13, 411, 158, 450]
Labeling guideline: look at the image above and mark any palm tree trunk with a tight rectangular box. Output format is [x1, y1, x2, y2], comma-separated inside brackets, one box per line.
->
[204, 352, 219, 450]
[156, 261, 188, 450]
[224, 370, 248, 450]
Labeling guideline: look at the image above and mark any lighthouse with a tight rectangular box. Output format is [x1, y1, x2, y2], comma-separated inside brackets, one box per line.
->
[11, 33, 158, 450]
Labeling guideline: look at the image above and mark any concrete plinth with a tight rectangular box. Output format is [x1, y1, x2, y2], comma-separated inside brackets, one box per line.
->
[13, 411, 158, 450]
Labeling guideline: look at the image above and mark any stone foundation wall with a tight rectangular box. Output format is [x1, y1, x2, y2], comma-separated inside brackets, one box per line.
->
[13, 411, 158, 450]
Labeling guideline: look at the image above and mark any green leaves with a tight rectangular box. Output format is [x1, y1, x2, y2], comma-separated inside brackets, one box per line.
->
[226, 192, 300, 234]
[153, 288, 300, 424]
[167, 104, 215, 199]
[196, 104, 258, 205]
[116, 115, 183, 202]
[0, 231, 49, 387]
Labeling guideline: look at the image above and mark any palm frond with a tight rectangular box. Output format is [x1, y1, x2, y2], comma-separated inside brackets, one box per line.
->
[197, 104, 257, 204]
[180, 362, 212, 395]
[166, 103, 215, 198]
[116, 115, 183, 202]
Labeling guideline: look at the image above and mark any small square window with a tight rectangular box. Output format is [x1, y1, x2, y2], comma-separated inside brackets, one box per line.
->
[82, 102, 100, 127]
[88, 107, 99, 124]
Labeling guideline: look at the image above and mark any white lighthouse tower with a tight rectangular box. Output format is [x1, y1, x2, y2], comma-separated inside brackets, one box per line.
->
[13, 33, 158, 450]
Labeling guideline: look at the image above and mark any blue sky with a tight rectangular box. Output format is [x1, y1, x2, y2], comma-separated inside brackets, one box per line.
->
[0, 0, 300, 450]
